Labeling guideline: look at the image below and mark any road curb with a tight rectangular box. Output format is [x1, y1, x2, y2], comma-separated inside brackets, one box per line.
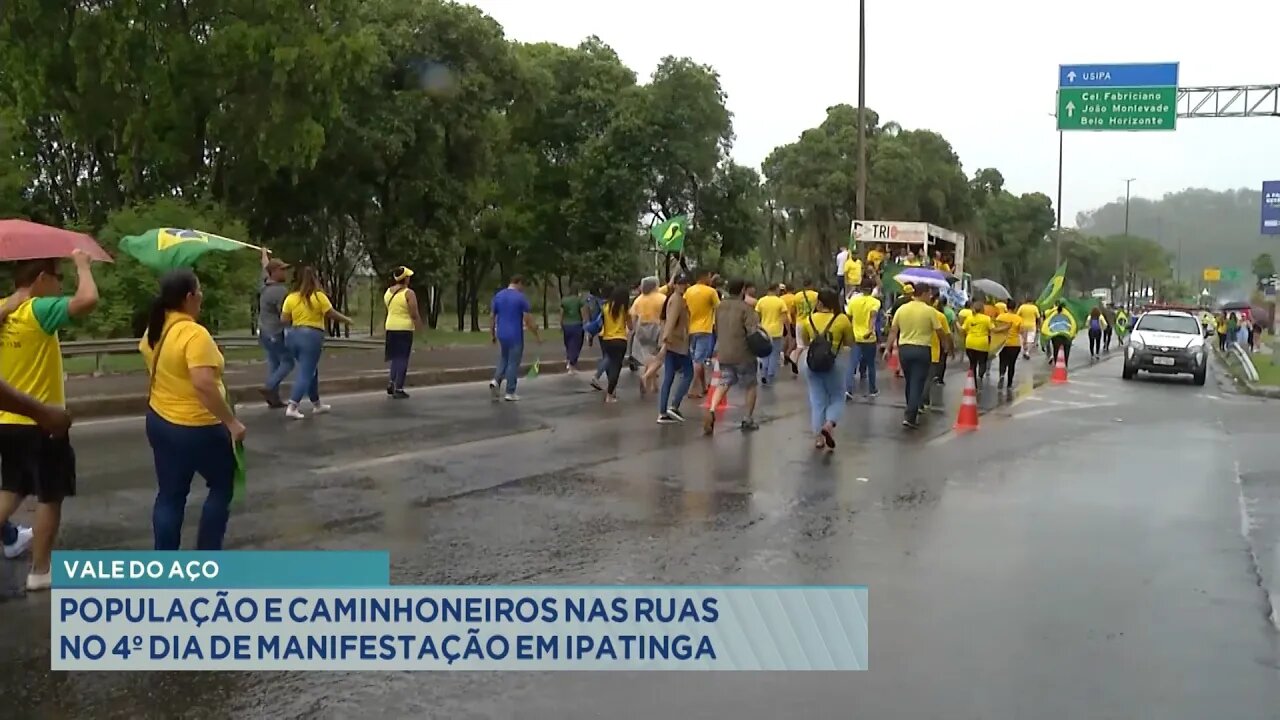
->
[1212, 350, 1280, 398]
[66, 362, 567, 419]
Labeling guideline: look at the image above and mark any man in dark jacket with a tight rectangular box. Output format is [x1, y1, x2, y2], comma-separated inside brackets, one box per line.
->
[703, 278, 761, 435]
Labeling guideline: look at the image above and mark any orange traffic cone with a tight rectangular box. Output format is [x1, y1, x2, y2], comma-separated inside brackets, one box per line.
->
[953, 369, 980, 431]
[886, 348, 900, 376]
[703, 357, 728, 410]
[1051, 349, 1069, 384]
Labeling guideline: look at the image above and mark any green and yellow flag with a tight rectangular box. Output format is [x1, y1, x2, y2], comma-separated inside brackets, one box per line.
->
[526, 357, 541, 380]
[120, 228, 250, 271]
[1036, 261, 1068, 310]
[650, 216, 688, 252]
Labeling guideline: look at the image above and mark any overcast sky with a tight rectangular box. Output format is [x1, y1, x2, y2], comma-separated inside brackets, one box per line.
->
[470, 0, 1279, 228]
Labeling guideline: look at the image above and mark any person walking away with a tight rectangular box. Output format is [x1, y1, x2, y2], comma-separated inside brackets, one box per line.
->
[834, 246, 850, 299]
[779, 284, 799, 375]
[1102, 307, 1115, 351]
[743, 281, 758, 309]
[1246, 314, 1258, 352]
[801, 289, 853, 450]
[935, 295, 957, 385]
[791, 279, 820, 362]
[1042, 302, 1078, 367]
[585, 287, 610, 390]
[754, 285, 788, 385]
[1225, 313, 1238, 349]
[0, 251, 97, 591]
[702, 279, 762, 434]
[559, 288, 587, 374]
[842, 251, 863, 304]
[657, 273, 695, 424]
[1216, 313, 1228, 352]
[1086, 307, 1106, 360]
[599, 285, 633, 403]
[994, 304, 1023, 390]
[256, 251, 292, 408]
[1016, 298, 1041, 359]
[489, 275, 541, 402]
[961, 300, 994, 381]
[139, 270, 246, 551]
[927, 294, 952, 396]
[684, 270, 720, 399]
[630, 277, 666, 396]
[383, 266, 421, 399]
[887, 285, 951, 429]
[0, 381, 72, 562]
[845, 280, 881, 398]
[281, 267, 354, 419]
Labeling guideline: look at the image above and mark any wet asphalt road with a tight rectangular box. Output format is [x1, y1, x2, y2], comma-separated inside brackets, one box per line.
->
[3, 348, 1279, 719]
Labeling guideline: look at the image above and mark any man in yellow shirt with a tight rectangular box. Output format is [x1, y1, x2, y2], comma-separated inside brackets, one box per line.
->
[0, 252, 98, 592]
[779, 284, 799, 375]
[841, 253, 863, 303]
[845, 281, 881, 398]
[683, 269, 720, 397]
[866, 245, 885, 272]
[1015, 298, 1041, 359]
[994, 306, 1023, 390]
[887, 285, 952, 428]
[754, 285, 788, 384]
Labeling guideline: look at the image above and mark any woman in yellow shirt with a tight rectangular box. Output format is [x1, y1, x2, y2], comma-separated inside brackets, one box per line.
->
[281, 267, 354, 419]
[961, 301, 994, 380]
[139, 269, 245, 551]
[384, 266, 422, 399]
[600, 285, 634, 403]
[799, 289, 854, 451]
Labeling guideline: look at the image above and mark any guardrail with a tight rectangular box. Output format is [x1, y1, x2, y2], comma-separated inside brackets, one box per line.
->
[1229, 342, 1260, 383]
[62, 334, 382, 376]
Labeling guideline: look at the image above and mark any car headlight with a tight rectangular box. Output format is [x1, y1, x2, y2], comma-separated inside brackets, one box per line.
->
[1129, 336, 1144, 350]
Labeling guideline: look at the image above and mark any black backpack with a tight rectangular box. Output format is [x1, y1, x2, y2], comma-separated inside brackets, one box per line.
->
[806, 315, 840, 372]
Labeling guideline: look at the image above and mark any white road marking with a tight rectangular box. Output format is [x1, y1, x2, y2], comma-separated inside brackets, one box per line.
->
[1009, 402, 1117, 420]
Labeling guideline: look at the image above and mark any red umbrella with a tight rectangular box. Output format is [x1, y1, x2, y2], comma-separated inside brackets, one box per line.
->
[0, 219, 114, 263]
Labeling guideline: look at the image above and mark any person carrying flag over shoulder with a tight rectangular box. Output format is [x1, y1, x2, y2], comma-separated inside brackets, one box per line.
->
[1042, 301, 1078, 367]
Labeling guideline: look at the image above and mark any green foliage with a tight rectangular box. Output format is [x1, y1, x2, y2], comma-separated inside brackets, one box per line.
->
[1251, 253, 1275, 281]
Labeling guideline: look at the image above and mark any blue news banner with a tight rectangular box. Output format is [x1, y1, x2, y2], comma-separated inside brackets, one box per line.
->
[51, 551, 868, 671]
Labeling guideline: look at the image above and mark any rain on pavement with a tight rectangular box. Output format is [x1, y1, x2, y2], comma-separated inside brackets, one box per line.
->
[3, 347, 1279, 719]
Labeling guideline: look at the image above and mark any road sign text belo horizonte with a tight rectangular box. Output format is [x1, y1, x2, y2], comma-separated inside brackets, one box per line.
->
[1063, 87, 1174, 129]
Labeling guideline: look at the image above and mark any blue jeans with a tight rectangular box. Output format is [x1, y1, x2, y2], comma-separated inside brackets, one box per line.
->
[146, 411, 234, 551]
[847, 342, 878, 394]
[562, 324, 584, 367]
[494, 338, 524, 392]
[260, 333, 294, 391]
[1, 521, 16, 545]
[285, 327, 324, 404]
[658, 351, 695, 414]
[762, 338, 783, 380]
[899, 345, 933, 423]
[805, 358, 847, 433]
[690, 333, 716, 364]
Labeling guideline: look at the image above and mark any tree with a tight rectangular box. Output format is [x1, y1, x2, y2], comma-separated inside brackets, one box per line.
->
[1252, 252, 1275, 281]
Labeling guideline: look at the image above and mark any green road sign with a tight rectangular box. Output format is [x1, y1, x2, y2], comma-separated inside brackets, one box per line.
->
[1057, 87, 1177, 131]
[1222, 267, 1242, 282]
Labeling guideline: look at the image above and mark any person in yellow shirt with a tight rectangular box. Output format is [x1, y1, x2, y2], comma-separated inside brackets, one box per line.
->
[961, 301, 994, 381]
[932, 251, 952, 273]
[903, 249, 923, 267]
[0, 251, 98, 591]
[841, 254, 863, 302]
[631, 277, 668, 396]
[928, 294, 951, 395]
[800, 289, 855, 450]
[598, 285, 634, 403]
[281, 266, 354, 418]
[957, 302, 974, 327]
[754, 285, 788, 384]
[845, 281, 882, 397]
[887, 285, 952, 428]
[683, 270, 720, 398]
[994, 306, 1023, 390]
[384, 266, 422, 399]
[866, 245, 885, 271]
[779, 284, 799, 373]
[1015, 298, 1041, 359]
[792, 279, 820, 355]
[138, 269, 245, 552]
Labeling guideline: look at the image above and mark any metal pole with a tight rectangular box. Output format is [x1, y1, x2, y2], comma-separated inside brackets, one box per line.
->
[1122, 178, 1135, 307]
[1055, 129, 1063, 265]
[855, 0, 866, 222]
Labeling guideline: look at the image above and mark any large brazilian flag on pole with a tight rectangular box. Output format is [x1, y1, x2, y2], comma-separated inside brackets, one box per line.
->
[1036, 261, 1068, 310]
[120, 228, 257, 271]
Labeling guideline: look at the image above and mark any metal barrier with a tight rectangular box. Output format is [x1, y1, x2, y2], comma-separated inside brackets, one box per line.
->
[1229, 342, 1260, 383]
[62, 335, 382, 376]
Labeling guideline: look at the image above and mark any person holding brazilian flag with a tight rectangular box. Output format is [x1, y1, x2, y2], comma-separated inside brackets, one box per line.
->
[1034, 261, 1100, 368]
[122, 227, 255, 550]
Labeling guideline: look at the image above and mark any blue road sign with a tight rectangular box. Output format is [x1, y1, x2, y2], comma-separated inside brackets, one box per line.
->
[1058, 63, 1179, 88]
[1262, 180, 1280, 236]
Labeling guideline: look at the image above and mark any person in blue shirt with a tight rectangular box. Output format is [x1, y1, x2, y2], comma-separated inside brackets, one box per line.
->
[489, 275, 541, 402]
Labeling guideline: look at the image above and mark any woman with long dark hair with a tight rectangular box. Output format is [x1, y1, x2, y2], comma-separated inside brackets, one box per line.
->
[139, 269, 244, 550]
[384, 266, 422, 399]
[1086, 307, 1107, 359]
[599, 285, 634, 403]
[281, 267, 354, 419]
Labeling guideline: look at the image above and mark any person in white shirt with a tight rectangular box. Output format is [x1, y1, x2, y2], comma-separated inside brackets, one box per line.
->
[834, 247, 849, 297]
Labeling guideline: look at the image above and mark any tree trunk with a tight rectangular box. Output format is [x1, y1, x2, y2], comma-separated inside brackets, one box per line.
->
[426, 284, 441, 329]
[541, 280, 549, 329]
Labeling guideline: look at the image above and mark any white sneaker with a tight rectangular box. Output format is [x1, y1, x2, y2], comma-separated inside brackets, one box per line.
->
[311, 403, 332, 415]
[2, 525, 33, 559]
[26, 571, 51, 592]
[503, 393, 520, 402]
[285, 403, 305, 420]
[489, 380, 500, 399]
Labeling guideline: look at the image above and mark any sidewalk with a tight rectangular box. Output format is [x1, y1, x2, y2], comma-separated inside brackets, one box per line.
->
[65, 338, 569, 418]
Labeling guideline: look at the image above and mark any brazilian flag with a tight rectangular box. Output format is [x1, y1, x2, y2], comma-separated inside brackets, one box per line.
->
[650, 216, 688, 252]
[120, 228, 250, 271]
[1036, 261, 1068, 310]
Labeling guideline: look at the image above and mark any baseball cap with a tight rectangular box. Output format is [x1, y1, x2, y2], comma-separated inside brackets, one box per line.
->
[265, 258, 290, 272]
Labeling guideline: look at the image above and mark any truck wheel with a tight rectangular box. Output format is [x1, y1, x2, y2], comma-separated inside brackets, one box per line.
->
[1122, 364, 1135, 380]
[1192, 369, 1206, 386]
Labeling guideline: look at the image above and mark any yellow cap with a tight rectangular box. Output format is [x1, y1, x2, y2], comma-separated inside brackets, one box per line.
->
[395, 266, 414, 281]
[901, 283, 914, 294]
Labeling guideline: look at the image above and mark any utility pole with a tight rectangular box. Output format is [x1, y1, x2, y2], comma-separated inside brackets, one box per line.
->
[855, 0, 867, 223]
[1055, 122, 1064, 265]
[1122, 178, 1136, 307]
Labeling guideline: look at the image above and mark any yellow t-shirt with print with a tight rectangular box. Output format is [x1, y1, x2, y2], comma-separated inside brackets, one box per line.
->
[0, 296, 71, 425]
[794, 290, 819, 322]
[139, 312, 225, 427]
[282, 291, 333, 330]
[754, 295, 787, 338]
[601, 304, 629, 341]
[683, 283, 720, 334]
[962, 312, 994, 352]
